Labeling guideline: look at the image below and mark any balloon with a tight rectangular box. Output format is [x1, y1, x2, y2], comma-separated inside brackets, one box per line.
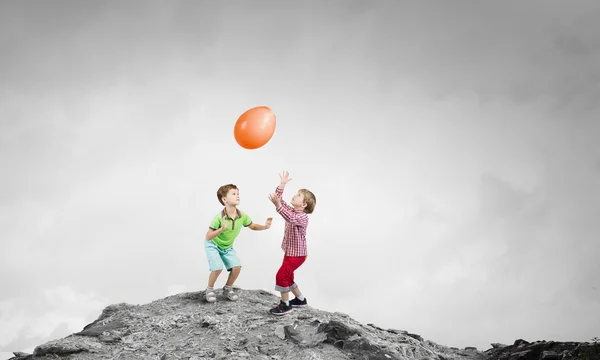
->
[234, 106, 276, 149]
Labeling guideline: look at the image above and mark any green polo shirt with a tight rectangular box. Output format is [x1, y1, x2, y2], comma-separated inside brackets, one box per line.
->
[209, 208, 253, 249]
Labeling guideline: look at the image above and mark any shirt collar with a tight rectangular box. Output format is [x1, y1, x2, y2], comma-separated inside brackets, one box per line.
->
[221, 208, 241, 220]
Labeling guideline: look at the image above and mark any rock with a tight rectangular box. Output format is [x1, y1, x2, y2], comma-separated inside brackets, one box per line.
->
[406, 332, 424, 342]
[341, 337, 400, 360]
[5, 288, 596, 360]
[94, 303, 136, 323]
[34, 337, 102, 356]
[317, 320, 360, 343]
[317, 320, 399, 359]
[98, 334, 121, 343]
[283, 325, 304, 344]
[201, 316, 220, 327]
[333, 312, 350, 318]
[12, 352, 31, 358]
[511, 349, 532, 358]
[484, 339, 600, 360]
[75, 320, 126, 337]
[305, 331, 328, 347]
[464, 346, 477, 351]
[514, 339, 530, 347]
[274, 325, 286, 340]
[179, 292, 204, 301]
[541, 350, 560, 359]
[368, 323, 386, 331]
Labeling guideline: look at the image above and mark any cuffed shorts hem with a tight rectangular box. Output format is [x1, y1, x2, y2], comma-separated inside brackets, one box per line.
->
[275, 282, 298, 292]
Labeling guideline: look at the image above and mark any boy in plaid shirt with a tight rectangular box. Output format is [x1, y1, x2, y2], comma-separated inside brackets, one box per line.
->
[267, 171, 316, 315]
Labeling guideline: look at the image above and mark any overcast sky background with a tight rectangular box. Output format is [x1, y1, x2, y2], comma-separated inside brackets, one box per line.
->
[1, 0, 600, 356]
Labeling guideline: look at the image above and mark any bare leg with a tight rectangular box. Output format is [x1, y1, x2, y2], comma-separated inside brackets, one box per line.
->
[225, 266, 241, 286]
[281, 291, 290, 302]
[291, 286, 302, 298]
[208, 270, 222, 288]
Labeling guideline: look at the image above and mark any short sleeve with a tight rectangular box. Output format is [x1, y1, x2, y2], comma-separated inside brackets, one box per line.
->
[242, 212, 252, 227]
[209, 214, 222, 230]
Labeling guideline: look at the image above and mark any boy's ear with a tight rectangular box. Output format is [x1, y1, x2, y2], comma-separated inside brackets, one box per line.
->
[301, 202, 307, 209]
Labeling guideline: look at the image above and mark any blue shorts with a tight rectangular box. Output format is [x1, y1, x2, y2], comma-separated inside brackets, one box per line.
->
[204, 240, 241, 272]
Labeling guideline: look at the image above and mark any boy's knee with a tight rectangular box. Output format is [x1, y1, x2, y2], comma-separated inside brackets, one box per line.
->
[211, 269, 223, 274]
[276, 271, 288, 282]
[276, 265, 291, 277]
[230, 266, 241, 272]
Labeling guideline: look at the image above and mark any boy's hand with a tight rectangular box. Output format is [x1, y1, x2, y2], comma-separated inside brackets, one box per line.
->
[220, 216, 229, 232]
[265, 217, 273, 229]
[279, 171, 292, 187]
[268, 193, 281, 208]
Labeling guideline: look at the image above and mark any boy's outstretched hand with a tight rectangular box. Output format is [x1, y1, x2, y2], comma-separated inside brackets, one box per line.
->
[268, 193, 281, 208]
[279, 171, 292, 187]
[265, 217, 273, 229]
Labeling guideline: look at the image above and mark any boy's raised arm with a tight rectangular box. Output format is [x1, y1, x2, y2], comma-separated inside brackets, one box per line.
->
[275, 202, 308, 227]
[268, 170, 308, 227]
[274, 170, 292, 202]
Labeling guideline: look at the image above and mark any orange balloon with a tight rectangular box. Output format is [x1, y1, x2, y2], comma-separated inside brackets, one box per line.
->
[234, 106, 276, 149]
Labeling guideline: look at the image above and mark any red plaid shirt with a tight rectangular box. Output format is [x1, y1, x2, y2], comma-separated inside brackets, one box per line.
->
[275, 186, 308, 256]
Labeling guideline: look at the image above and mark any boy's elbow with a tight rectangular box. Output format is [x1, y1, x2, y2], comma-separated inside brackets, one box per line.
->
[293, 218, 308, 227]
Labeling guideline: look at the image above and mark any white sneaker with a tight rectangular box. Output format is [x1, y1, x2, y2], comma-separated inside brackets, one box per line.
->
[223, 286, 239, 301]
[205, 287, 217, 303]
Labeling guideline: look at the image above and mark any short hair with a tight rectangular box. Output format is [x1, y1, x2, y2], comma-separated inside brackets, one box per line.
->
[217, 184, 238, 205]
[299, 189, 316, 214]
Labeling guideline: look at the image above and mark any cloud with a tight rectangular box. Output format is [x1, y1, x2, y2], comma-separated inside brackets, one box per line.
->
[0, 285, 107, 353]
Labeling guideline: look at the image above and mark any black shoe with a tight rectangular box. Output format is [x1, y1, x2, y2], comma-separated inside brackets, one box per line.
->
[289, 297, 307, 307]
[269, 300, 293, 315]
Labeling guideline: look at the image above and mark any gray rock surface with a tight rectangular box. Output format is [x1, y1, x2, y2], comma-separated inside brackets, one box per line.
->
[483, 339, 600, 360]
[5, 288, 599, 360]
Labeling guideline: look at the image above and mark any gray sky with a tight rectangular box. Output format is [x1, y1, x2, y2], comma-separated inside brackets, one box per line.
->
[1, 0, 600, 356]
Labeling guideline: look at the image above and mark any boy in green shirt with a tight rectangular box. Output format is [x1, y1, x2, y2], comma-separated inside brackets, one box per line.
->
[204, 183, 272, 302]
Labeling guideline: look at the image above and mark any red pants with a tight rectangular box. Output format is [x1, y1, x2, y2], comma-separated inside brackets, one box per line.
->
[275, 255, 306, 292]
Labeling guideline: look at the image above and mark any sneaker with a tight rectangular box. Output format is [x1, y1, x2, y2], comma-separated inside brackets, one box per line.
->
[204, 287, 217, 303]
[222, 286, 239, 301]
[269, 300, 293, 315]
[289, 297, 307, 307]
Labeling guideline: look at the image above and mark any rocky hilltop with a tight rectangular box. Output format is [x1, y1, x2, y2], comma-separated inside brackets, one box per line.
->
[6, 288, 599, 360]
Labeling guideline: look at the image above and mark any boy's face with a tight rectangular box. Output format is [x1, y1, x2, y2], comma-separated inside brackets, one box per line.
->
[290, 191, 305, 209]
[223, 189, 240, 206]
